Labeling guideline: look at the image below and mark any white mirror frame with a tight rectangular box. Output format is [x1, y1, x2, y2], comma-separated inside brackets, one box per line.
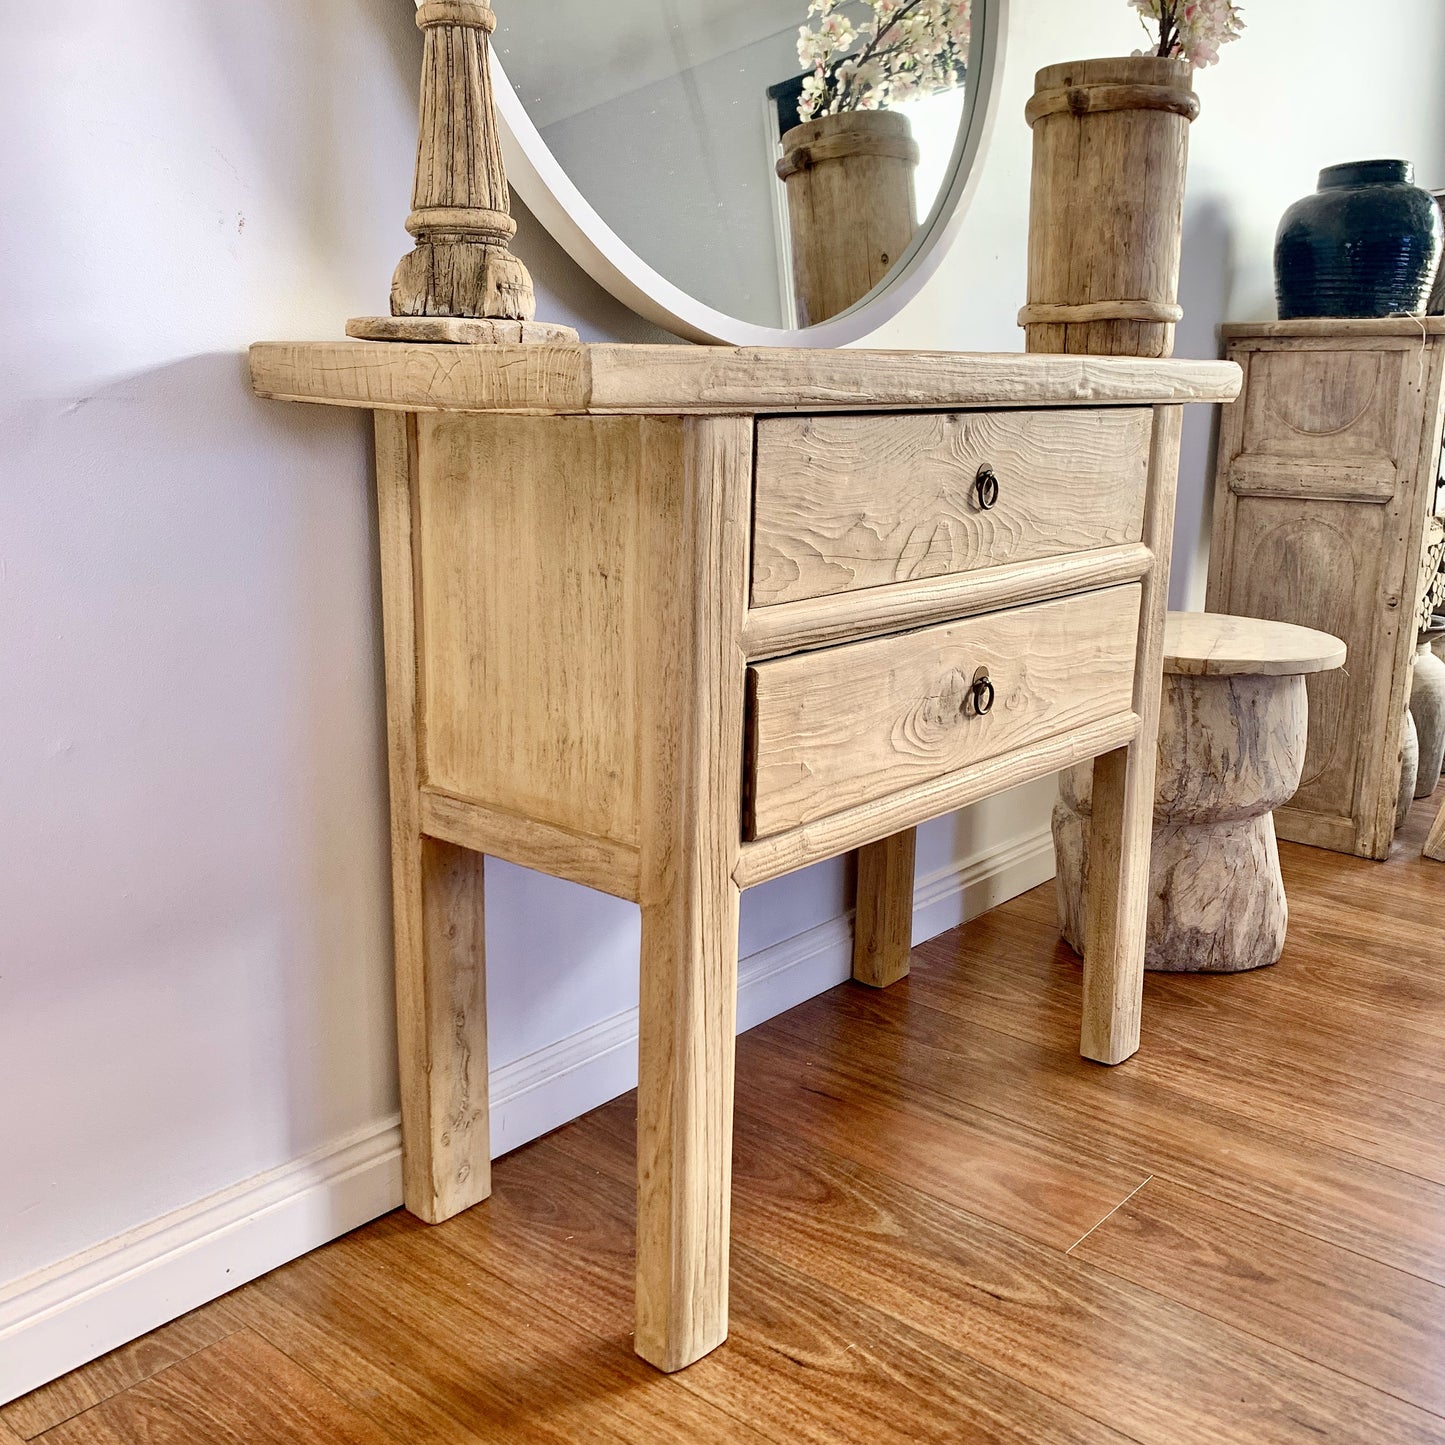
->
[492, 0, 1008, 346]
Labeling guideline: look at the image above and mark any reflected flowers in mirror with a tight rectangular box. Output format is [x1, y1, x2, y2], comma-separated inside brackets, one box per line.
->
[797, 0, 972, 120]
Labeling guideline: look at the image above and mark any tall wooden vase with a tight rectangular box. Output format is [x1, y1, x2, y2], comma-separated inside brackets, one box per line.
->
[777, 110, 919, 327]
[1019, 57, 1199, 358]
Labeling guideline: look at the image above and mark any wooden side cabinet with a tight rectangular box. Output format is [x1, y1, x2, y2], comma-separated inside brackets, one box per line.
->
[1208, 319, 1445, 859]
[250, 340, 1239, 1371]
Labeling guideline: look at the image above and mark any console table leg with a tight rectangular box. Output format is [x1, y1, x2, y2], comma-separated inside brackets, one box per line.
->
[635, 881, 740, 1373]
[1425, 795, 1445, 860]
[375, 409, 491, 1223]
[395, 838, 490, 1222]
[1079, 404, 1179, 1066]
[634, 415, 749, 1372]
[1080, 744, 1154, 1064]
[852, 828, 916, 987]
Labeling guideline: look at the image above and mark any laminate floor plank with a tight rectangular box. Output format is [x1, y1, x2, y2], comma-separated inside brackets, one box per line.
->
[1070, 1176, 1445, 1418]
[545, 1096, 1445, 1445]
[238, 1209, 766, 1445]
[982, 890, 1445, 1103]
[1, 1303, 241, 1439]
[1181, 917, 1445, 1040]
[907, 919, 1445, 1183]
[222, 1280, 546, 1445]
[432, 1131, 1132, 1445]
[733, 1019, 1151, 1249]
[34, 1331, 395, 1445]
[762, 989, 1445, 1286]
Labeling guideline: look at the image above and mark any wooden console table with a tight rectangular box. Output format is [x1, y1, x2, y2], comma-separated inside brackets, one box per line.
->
[249, 340, 1239, 1371]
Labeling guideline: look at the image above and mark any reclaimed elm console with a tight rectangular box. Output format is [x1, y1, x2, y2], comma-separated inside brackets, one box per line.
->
[249, 339, 1239, 1372]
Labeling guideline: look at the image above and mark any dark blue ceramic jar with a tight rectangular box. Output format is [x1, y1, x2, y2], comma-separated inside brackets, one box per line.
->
[1275, 159, 1443, 319]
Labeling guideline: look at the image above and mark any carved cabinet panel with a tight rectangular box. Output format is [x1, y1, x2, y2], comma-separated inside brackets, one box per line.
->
[1208, 323, 1445, 858]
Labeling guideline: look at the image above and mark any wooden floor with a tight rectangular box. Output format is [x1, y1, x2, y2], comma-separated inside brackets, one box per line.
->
[10, 802, 1445, 1444]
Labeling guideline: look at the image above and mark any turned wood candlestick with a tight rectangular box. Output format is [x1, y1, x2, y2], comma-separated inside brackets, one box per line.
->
[349, 0, 577, 345]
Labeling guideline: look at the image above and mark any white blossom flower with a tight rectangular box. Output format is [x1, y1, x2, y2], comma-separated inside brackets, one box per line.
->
[1128, 0, 1244, 67]
[795, 0, 972, 120]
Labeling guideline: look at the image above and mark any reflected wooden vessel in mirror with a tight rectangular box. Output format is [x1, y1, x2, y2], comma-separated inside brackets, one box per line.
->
[490, 0, 1004, 342]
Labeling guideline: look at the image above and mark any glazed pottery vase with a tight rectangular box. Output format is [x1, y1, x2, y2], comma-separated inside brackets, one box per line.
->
[1431, 191, 1445, 314]
[1398, 709, 1419, 831]
[1275, 160, 1443, 320]
[1410, 641, 1445, 797]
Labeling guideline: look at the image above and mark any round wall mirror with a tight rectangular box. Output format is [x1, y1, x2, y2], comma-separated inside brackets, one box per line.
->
[491, 0, 1005, 345]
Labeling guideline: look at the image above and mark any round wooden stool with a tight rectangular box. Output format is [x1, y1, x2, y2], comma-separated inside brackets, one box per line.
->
[1054, 612, 1346, 972]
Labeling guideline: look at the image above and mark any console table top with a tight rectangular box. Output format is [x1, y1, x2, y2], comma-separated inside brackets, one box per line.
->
[249, 341, 1241, 417]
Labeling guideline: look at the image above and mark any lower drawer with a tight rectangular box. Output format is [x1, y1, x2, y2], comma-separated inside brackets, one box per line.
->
[744, 584, 1142, 839]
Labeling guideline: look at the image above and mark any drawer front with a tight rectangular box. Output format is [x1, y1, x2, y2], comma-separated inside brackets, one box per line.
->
[745, 584, 1141, 839]
[751, 408, 1152, 607]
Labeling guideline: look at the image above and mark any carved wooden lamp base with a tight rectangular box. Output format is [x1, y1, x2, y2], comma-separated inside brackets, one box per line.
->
[351, 0, 578, 348]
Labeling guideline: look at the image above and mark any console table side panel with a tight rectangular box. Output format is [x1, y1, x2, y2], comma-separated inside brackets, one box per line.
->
[415, 412, 654, 849]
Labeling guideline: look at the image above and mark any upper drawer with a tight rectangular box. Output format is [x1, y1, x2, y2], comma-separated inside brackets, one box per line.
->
[751, 408, 1152, 607]
[744, 583, 1141, 840]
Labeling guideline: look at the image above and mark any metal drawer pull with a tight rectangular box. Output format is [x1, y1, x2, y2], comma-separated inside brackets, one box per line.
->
[974, 465, 1000, 510]
[970, 667, 995, 716]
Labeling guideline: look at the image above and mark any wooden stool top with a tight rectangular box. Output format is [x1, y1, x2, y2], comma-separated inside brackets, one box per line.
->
[1163, 612, 1347, 678]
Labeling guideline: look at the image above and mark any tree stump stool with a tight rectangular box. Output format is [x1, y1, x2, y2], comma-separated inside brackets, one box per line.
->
[1054, 613, 1346, 973]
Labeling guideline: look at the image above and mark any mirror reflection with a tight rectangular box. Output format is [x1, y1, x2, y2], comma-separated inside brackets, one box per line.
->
[494, 1, 979, 328]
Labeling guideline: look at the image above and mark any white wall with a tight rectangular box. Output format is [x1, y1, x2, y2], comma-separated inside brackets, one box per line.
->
[2, 0, 1442, 1403]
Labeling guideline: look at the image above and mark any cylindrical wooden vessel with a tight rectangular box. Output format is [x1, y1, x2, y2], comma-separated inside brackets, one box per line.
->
[1433, 635, 1445, 777]
[1019, 56, 1199, 358]
[777, 110, 919, 328]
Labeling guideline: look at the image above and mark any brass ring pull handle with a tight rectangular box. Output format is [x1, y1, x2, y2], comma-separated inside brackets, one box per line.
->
[974, 465, 1000, 510]
[970, 667, 995, 716]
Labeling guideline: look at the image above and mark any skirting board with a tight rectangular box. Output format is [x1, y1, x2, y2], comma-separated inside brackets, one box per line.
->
[0, 825, 1054, 1404]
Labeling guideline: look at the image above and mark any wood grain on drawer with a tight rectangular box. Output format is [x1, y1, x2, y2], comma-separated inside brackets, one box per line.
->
[751, 409, 1151, 606]
[744, 584, 1141, 839]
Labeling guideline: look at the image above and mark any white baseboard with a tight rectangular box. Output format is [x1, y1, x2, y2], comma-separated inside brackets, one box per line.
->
[912, 825, 1057, 945]
[0, 1119, 402, 1406]
[0, 825, 1054, 1405]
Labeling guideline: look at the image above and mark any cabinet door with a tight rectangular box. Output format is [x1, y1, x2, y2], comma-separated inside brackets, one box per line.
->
[1216, 495, 1395, 853]
[1205, 338, 1444, 858]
